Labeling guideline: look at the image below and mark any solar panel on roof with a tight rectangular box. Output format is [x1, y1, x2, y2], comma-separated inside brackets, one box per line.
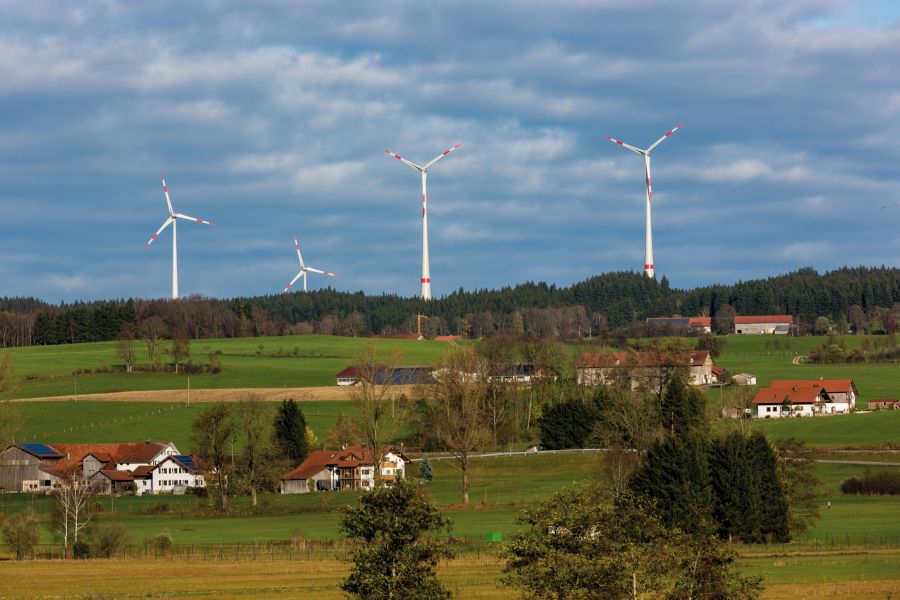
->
[174, 455, 198, 470]
[20, 443, 61, 457]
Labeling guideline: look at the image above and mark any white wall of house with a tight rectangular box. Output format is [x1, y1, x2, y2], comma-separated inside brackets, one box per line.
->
[336, 376, 358, 386]
[151, 458, 204, 494]
[118, 442, 180, 472]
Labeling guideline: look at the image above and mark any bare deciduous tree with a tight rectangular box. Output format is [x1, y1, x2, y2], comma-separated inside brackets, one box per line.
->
[423, 347, 491, 504]
[170, 329, 191, 373]
[115, 325, 137, 373]
[140, 316, 168, 370]
[349, 345, 406, 487]
[53, 470, 92, 558]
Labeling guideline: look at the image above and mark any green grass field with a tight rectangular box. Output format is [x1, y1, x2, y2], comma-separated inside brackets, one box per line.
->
[4, 335, 455, 398]
[13, 400, 353, 450]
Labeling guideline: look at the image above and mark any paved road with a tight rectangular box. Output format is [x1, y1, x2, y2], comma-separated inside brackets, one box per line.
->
[412, 448, 900, 467]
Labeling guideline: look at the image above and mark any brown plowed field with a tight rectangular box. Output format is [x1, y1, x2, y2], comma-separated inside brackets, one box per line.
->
[12, 384, 422, 403]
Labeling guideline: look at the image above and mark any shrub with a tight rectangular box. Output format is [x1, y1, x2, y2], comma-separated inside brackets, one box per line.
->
[73, 540, 91, 559]
[92, 523, 129, 558]
[840, 471, 900, 495]
[1, 513, 39, 560]
[145, 530, 174, 556]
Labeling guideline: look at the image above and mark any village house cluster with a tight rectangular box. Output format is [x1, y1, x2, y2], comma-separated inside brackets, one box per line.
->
[0, 441, 203, 495]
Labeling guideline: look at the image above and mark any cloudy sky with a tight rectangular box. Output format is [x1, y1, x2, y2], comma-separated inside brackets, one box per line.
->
[1, 0, 899, 302]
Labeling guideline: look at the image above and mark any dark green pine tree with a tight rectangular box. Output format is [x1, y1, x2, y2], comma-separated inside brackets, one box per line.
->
[709, 433, 762, 543]
[418, 456, 433, 482]
[660, 373, 707, 436]
[273, 399, 309, 464]
[538, 394, 603, 450]
[746, 432, 790, 542]
[629, 432, 713, 534]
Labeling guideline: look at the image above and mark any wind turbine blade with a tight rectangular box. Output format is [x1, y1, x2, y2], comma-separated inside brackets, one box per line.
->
[424, 143, 462, 169]
[174, 213, 214, 226]
[283, 271, 304, 293]
[292, 235, 307, 268]
[144, 217, 174, 249]
[384, 149, 423, 171]
[647, 123, 684, 152]
[305, 267, 337, 277]
[605, 136, 644, 155]
[161, 175, 174, 214]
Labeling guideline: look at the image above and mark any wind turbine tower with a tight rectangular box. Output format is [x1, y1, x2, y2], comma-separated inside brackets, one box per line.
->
[144, 176, 214, 299]
[282, 235, 337, 292]
[605, 124, 683, 278]
[384, 143, 462, 300]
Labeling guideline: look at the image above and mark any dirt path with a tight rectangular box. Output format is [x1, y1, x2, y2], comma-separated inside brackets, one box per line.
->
[12, 384, 423, 403]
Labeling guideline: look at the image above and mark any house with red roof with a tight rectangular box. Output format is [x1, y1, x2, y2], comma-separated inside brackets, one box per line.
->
[575, 350, 717, 387]
[0, 441, 181, 494]
[752, 379, 858, 418]
[734, 315, 793, 335]
[280, 446, 409, 494]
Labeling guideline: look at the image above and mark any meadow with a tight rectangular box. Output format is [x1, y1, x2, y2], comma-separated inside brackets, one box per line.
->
[4, 334, 453, 398]
[1, 332, 899, 597]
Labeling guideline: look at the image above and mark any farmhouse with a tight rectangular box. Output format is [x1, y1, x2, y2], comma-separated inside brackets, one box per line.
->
[151, 454, 205, 494]
[733, 315, 793, 335]
[0, 441, 183, 494]
[751, 379, 858, 418]
[575, 350, 717, 387]
[280, 446, 409, 494]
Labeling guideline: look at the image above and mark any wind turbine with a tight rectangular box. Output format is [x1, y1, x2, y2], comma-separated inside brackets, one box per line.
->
[384, 143, 462, 300]
[605, 124, 683, 279]
[144, 175, 214, 299]
[283, 235, 337, 292]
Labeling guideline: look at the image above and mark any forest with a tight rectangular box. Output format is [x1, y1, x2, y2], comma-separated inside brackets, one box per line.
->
[0, 266, 897, 347]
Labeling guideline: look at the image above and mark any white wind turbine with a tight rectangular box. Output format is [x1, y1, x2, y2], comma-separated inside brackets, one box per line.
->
[384, 143, 462, 300]
[144, 175, 214, 299]
[605, 124, 683, 279]
[283, 235, 337, 292]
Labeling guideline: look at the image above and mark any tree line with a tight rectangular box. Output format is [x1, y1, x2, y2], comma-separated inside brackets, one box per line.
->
[0, 266, 898, 348]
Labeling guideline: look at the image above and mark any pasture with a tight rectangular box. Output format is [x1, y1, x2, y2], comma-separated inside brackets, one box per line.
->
[4, 335, 453, 399]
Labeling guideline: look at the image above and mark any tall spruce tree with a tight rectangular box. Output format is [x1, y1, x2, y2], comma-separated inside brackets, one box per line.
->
[709, 433, 762, 542]
[629, 432, 713, 534]
[273, 399, 309, 464]
[659, 373, 706, 436]
[746, 432, 790, 542]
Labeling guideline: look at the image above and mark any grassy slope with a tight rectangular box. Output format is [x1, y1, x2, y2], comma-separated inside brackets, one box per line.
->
[5, 335, 453, 398]
[14, 400, 352, 450]
[713, 334, 899, 402]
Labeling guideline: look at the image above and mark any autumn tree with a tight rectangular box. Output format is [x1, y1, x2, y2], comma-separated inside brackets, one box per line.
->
[237, 395, 277, 507]
[502, 484, 762, 600]
[170, 329, 191, 373]
[325, 414, 363, 449]
[1, 512, 39, 560]
[115, 324, 137, 373]
[419, 347, 491, 504]
[140, 316, 168, 370]
[191, 402, 236, 510]
[714, 304, 737, 335]
[341, 478, 452, 599]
